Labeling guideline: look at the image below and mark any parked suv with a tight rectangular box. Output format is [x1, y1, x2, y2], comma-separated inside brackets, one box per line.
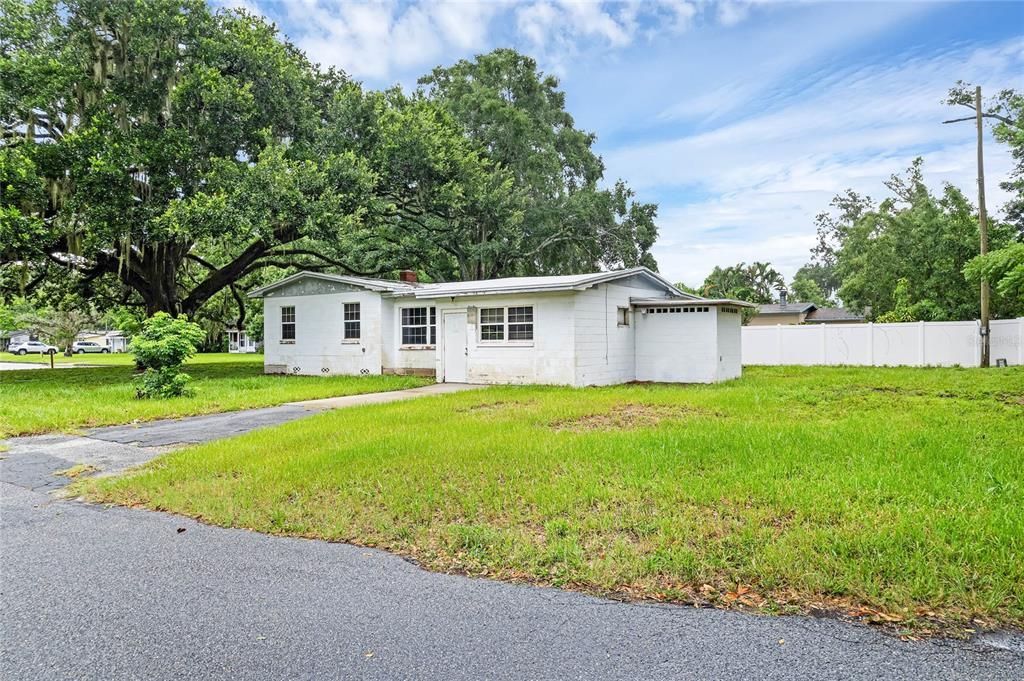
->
[72, 341, 110, 354]
[8, 340, 58, 355]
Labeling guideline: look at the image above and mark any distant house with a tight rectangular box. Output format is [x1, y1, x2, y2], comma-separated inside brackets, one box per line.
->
[77, 330, 129, 352]
[1, 329, 32, 352]
[105, 331, 128, 353]
[249, 267, 755, 385]
[749, 291, 865, 326]
[226, 327, 260, 353]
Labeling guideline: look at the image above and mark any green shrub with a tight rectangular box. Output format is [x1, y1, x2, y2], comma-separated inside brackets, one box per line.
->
[134, 366, 194, 398]
[129, 313, 205, 398]
[875, 278, 917, 323]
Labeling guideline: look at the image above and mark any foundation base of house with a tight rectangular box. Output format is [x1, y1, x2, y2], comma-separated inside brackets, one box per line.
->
[382, 367, 437, 378]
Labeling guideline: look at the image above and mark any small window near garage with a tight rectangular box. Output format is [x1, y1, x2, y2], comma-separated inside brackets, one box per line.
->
[281, 306, 295, 341]
[343, 303, 360, 340]
[401, 306, 436, 346]
[617, 307, 630, 326]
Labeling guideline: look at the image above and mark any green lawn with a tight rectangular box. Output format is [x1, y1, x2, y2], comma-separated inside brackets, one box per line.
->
[82, 366, 1024, 631]
[0, 354, 429, 436]
[0, 350, 254, 366]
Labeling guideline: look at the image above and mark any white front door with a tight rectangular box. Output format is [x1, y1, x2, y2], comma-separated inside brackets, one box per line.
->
[443, 311, 467, 383]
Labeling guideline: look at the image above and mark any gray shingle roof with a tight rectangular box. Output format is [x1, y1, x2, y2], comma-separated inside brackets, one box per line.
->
[804, 307, 865, 323]
[755, 303, 817, 315]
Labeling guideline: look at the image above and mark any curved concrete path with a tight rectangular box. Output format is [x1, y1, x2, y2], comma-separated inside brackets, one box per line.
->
[1, 384, 1022, 680]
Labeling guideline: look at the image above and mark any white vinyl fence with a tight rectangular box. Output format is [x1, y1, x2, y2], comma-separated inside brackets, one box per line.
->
[742, 318, 1024, 367]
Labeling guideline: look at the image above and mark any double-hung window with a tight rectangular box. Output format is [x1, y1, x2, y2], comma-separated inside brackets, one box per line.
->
[401, 307, 436, 346]
[480, 306, 534, 342]
[281, 306, 296, 341]
[343, 303, 360, 340]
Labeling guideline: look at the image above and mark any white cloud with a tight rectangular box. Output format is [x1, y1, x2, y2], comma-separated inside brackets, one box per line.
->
[659, 0, 698, 32]
[716, 0, 750, 27]
[268, 1, 746, 82]
[284, 1, 504, 80]
[516, 1, 561, 47]
[603, 37, 1024, 284]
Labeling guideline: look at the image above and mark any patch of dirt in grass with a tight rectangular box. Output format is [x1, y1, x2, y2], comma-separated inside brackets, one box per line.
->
[864, 386, 1021, 403]
[997, 392, 1024, 406]
[458, 400, 534, 414]
[550, 404, 718, 432]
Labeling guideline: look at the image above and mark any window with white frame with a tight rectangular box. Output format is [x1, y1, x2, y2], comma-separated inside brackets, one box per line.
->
[281, 306, 295, 341]
[617, 307, 630, 326]
[401, 306, 436, 345]
[480, 306, 534, 342]
[343, 303, 360, 340]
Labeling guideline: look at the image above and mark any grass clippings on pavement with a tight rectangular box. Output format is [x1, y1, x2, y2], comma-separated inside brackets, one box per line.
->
[54, 463, 100, 478]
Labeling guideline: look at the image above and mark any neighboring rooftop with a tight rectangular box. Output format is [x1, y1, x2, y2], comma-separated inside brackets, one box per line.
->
[755, 302, 817, 315]
[753, 302, 867, 324]
[804, 307, 866, 323]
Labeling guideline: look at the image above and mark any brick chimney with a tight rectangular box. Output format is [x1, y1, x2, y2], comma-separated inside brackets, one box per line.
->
[778, 289, 788, 307]
[399, 270, 418, 284]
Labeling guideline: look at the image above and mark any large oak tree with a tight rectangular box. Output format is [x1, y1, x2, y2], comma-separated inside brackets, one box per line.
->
[417, 49, 659, 279]
[0, 1, 515, 314]
[1, 0, 345, 314]
[1, 3, 662, 319]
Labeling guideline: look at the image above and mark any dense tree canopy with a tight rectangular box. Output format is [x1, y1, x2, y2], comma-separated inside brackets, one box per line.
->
[0, 2, 661, 323]
[416, 49, 658, 279]
[810, 159, 1020, 320]
[701, 261, 784, 305]
[789, 273, 831, 308]
[1, 0, 344, 315]
[946, 82, 1024, 235]
[790, 263, 839, 304]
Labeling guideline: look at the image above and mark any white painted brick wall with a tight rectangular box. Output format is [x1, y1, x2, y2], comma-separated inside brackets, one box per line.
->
[381, 298, 436, 373]
[434, 293, 577, 385]
[263, 291, 382, 376]
[572, 279, 668, 386]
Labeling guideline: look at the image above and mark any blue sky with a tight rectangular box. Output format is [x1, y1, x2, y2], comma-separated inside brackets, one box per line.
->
[226, 1, 1024, 286]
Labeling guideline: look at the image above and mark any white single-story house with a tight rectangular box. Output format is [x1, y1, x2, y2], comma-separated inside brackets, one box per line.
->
[248, 267, 754, 386]
[77, 330, 129, 352]
[226, 327, 261, 353]
[1, 329, 32, 352]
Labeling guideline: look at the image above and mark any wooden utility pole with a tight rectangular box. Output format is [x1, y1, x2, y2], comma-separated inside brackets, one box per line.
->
[975, 86, 991, 368]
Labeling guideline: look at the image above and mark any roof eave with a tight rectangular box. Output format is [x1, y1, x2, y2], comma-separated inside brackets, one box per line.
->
[247, 271, 401, 298]
[631, 297, 756, 309]
[551, 267, 693, 300]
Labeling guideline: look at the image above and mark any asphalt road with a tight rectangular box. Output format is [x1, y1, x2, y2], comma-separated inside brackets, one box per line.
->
[2, 404, 1022, 680]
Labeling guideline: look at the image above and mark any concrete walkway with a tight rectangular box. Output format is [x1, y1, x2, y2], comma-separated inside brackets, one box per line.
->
[0, 361, 102, 371]
[287, 381, 485, 410]
[1, 382, 483, 486]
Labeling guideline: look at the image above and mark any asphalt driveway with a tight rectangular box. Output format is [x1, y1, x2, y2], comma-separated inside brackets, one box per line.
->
[2, 396, 1022, 680]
